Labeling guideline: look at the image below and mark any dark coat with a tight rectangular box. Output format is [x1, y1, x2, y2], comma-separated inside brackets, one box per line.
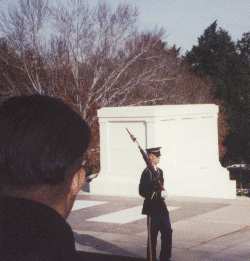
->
[0, 197, 84, 261]
[139, 167, 168, 216]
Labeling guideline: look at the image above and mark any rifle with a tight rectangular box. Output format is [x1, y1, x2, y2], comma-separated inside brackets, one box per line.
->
[126, 128, 165, 191]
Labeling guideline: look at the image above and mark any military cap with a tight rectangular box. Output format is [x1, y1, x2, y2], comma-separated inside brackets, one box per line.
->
[146, 147, 162, 157]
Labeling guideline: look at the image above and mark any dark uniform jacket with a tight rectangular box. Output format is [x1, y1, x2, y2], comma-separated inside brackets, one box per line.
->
[139, 167, 168, 216]
[0, 197, 84, 261]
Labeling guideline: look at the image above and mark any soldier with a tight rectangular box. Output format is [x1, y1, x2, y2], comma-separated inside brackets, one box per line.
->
[139, 147, 172, 261]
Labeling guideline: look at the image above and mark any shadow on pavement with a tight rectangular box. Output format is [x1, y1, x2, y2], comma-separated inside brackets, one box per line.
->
[77, 251, 146, 261]
[74, 232, 146, 261]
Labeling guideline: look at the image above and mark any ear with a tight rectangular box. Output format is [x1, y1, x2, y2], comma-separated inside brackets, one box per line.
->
[69, 168, 86, 197]
[148, 154, 153, 160]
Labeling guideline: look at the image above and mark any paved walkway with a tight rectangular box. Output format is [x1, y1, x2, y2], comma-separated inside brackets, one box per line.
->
[68, 193, 250, 261]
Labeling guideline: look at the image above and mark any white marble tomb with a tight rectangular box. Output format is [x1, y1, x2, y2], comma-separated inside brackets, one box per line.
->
[90, 104, 236, 199]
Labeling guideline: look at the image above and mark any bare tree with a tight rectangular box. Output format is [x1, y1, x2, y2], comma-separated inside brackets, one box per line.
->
[0, 0, 214, 171]
[0, 0, 212, 122]
[49, 0, 141, 121]
[49, 1, 191, 123]
[0, 0, 50, 94]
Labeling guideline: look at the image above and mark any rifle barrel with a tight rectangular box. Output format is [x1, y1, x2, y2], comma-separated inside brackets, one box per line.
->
[126, 128, 164, 191]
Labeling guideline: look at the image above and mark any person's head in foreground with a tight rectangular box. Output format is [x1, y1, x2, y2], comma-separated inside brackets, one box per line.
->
[146, 147, 161, 166]
[0, 94, 91, 218]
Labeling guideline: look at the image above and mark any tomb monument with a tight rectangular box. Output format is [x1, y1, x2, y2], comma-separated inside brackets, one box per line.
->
[90, 104, 236, 199]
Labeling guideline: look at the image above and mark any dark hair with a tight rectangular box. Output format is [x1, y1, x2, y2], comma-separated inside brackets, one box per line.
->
[0, 94, 91, 188]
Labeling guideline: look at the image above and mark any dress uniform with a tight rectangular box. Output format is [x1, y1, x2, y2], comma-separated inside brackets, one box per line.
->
[139, 147, 172, 261]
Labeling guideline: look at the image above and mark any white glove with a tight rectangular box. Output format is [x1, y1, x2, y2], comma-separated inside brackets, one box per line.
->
[161, 190, 169, 198]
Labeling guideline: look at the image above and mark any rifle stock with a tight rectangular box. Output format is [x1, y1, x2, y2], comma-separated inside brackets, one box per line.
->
[126, 128, 165, 191]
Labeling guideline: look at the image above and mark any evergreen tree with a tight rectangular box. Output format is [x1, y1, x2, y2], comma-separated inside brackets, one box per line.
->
[185, 21, 237, 101]
[185, 21, 250, 165]
[237, 32, 250, 63]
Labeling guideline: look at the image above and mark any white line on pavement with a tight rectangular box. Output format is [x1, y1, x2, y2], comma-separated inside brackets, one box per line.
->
[86, 206, 180, 224]
[72, 200, 108, 211]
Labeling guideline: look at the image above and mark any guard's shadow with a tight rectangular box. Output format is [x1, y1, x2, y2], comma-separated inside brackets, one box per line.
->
[74, 232, 146, 261]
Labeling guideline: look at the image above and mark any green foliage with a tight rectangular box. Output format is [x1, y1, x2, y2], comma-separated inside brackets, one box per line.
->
[229, 168, 250, 189]
[237, 32, 250, 63]
[185, 21, 250, 165]
[185, 21, 237, 100]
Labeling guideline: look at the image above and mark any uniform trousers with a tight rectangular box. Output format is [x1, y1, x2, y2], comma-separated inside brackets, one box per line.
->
[147, 214, 172, 261]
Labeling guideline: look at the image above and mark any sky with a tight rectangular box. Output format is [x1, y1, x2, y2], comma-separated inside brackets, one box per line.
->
[1, 0, 250, 54]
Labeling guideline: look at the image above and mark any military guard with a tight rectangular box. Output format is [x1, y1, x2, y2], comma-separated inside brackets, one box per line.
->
[139, 147, 172, 261]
